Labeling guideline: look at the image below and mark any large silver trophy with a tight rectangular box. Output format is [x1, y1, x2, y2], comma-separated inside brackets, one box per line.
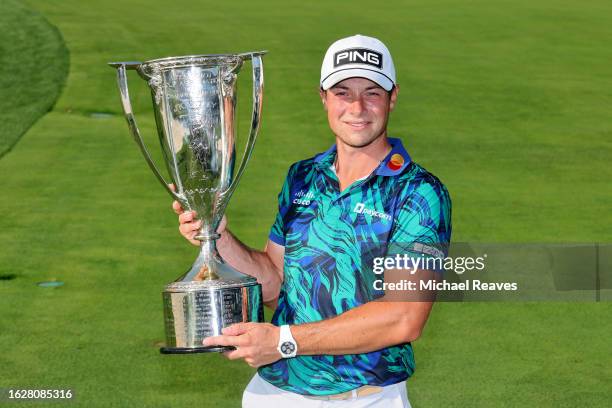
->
[109, 52, 265, 353]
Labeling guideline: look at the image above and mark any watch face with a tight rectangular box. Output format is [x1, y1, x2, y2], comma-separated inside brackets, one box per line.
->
[281, 341, 295, 355]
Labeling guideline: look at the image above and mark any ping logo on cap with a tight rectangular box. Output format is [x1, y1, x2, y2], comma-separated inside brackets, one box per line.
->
[333, 48, 383, 69]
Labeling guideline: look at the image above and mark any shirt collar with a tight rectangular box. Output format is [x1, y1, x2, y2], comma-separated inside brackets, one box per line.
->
[314, 137, 412, 176]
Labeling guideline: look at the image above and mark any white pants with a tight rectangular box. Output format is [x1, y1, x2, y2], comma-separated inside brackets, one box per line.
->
[242, 373, 411, 408]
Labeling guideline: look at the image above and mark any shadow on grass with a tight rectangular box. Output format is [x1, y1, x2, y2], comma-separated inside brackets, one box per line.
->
[0, 0, 69, 159]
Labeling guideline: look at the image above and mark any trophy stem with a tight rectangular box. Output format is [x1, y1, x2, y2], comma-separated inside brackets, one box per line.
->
[191, 238, 222, 281]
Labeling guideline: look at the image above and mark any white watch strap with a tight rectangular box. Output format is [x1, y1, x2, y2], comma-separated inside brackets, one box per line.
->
[277, 325, 298, 358]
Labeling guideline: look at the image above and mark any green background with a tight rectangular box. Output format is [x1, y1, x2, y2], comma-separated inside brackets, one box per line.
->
[0, 0, 610, 406]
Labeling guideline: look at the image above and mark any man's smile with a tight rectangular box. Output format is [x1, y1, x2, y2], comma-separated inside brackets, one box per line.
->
[344, 121, 371, 129]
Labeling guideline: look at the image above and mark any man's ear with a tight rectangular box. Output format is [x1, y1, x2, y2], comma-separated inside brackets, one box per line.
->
[389, 85, 399, 112]
[319, 88, 327, 111]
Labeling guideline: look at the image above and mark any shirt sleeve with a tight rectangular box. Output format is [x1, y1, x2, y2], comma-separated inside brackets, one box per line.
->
[268, 164, 296, 246]
[387, 179, 452, 271]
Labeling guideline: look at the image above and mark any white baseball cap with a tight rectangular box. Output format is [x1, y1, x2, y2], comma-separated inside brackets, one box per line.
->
[320, 34, 396, 91]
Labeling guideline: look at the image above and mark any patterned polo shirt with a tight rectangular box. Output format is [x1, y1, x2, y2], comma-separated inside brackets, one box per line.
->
[258, 137, 452, 396]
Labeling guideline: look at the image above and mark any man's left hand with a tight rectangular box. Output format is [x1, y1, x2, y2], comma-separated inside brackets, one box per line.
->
[203, 323, 281, 368]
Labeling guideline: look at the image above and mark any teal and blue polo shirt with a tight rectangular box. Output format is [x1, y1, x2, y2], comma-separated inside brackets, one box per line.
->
[258, 137, 452, 396]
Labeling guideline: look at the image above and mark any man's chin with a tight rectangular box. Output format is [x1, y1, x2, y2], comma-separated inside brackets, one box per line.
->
[337, 133, 383, 149]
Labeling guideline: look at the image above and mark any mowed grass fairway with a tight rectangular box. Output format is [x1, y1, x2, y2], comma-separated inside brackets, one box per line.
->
[1, 0, 611, 406]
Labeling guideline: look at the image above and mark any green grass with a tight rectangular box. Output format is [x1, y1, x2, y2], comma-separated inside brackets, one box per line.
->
[0, 0, 68, 158]
[0, 0, 611, 407]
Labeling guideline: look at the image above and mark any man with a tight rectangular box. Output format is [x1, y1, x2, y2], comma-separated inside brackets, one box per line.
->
[173, 34, 451, 407]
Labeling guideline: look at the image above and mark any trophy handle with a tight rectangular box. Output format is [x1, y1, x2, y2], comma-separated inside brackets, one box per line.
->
[111, 62, 183, 203]
[219, 53, 264, 205]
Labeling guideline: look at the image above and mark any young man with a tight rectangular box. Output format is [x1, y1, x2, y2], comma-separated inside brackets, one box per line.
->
[173, 35, 451, 407]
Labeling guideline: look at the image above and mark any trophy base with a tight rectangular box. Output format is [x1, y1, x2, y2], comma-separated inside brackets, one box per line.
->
[160, 345, 236, 354]
[162, 267, 264, 353]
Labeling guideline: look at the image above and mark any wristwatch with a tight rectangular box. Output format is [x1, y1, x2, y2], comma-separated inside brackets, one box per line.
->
[277, 325, 298, 358]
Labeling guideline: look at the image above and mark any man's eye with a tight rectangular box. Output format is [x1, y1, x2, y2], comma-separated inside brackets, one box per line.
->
[366, 92, 382, 97]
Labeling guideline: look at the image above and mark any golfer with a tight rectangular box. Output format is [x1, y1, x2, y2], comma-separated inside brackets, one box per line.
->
[173, 34, 451, 407]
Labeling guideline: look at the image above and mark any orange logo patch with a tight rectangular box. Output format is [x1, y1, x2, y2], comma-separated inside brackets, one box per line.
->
[387, 153, 404, 171]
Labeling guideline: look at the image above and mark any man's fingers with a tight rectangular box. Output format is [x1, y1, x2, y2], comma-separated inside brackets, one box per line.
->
[178, 211, 197, 224]
[203, 335, 247, 348]
[179, 224, 203, 247]
[172, 200, 184, 215]
[221, 323, 250, 336]
[170, 187, 201, 247]
[179, 220, 202, 235]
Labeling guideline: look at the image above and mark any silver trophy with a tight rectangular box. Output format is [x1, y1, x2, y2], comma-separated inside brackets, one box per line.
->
[109, 52, 265, 353]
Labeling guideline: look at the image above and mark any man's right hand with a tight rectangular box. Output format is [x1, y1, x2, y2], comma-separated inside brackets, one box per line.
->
[172, 200, 228, 246]
[172, 200, 201, 246]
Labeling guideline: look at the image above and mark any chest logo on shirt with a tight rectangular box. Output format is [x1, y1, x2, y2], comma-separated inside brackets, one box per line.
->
[293, 189, 315, 206]
[353, 202, 392, 221]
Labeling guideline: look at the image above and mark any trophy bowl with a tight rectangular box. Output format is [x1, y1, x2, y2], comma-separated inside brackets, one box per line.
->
[109, 52, 266, 353]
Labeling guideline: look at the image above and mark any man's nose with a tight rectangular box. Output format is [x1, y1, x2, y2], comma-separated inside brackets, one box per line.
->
[348, 97, 365, 115]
